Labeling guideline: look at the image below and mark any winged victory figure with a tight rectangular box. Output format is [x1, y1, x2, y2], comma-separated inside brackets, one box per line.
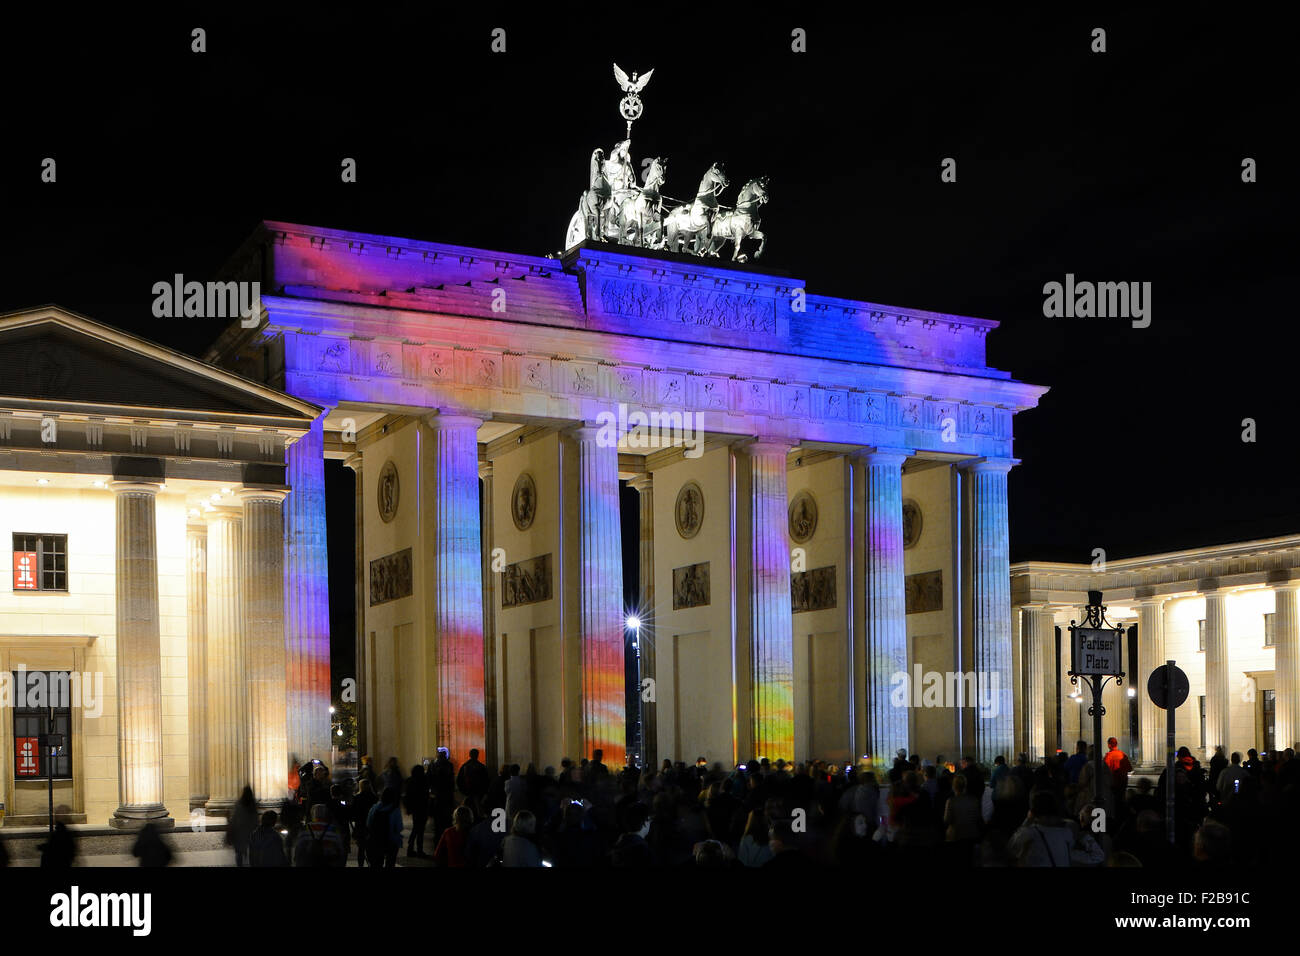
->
[613, 63, 654, 94]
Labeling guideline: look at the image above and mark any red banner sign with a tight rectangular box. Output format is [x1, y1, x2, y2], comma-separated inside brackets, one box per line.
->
[15, 737, 40, 776]
[13, 551, 37, 590]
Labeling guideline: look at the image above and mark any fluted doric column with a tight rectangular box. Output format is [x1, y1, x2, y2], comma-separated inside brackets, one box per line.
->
[962, 458, 1016, 764]
[284, 414, 331, 763]
[1136, 596, 1166, 767]
[573, 425, 626, 765]
[344, 454, 366, 757]
[1020, 605, 1055, 761]
[206, 506, 248, 814]
[1275, 585, 1300, 753]
[479, 461, 498, 770]
[1201, 583, 1230, 761]
[242, 488, 289, 808]
[422, 414, 486, 764]
[110, 481, 172, 828]
[748, 440, 795, 762]
[629, 474, 656, 770]
[186, 518, 209, 809]
[859, 449, 909, 762]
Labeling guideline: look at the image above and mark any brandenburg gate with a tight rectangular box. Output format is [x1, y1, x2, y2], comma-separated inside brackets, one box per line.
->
[206, 218, 1048, 772]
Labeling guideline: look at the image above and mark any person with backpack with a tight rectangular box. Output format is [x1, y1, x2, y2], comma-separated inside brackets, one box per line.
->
[366, 785, 404, 868]
[293, 804, 346, 867]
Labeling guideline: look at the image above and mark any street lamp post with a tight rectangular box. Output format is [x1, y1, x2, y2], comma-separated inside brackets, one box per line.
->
[626, 615, 642, 770]
[1067, 591, 1125, 844]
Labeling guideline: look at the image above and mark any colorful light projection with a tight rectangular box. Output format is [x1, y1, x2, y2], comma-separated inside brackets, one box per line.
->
[577, 426, 627, 767]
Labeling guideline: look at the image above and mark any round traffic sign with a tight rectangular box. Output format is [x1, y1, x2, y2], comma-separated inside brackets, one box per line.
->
[1147, 665, 1189, 710]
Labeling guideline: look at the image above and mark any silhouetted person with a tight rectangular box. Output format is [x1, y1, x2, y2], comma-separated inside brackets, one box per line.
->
[132, 822, 172, 867]
[1064, 740, 1089, 785]
[39, 815, 76, 868]
[1208, 746, 1228, 794]
[501, 810, 543, 867]
[366, 785, 403, 867]
[227, 785, 258, 866]
[249, 810, 288, 867]
[403, 765, 429, 858]
[429, 750, 456, 844]
[351, 778, 378, 867]
[456, 748, 490, 810]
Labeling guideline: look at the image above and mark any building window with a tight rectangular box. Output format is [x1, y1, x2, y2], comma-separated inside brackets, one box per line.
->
[12, 533, 68, 592]
[12, 671, 73, 779]
[1263, 689, 1276, 753]
[1197, 619, 1206, 652]
[1199, 695, 1206, 749]
[1264, 613, 1276, 647]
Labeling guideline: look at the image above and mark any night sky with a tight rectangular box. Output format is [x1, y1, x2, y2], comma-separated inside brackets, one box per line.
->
[2, 9, 1292, 674]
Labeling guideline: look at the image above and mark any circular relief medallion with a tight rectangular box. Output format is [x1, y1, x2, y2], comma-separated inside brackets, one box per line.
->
[511, 472, 537, 531]
[674, 481, 704, 540]
[902, 498, 923, 549]
[377, 460, 400, 524]
[788, 490, 818, 544]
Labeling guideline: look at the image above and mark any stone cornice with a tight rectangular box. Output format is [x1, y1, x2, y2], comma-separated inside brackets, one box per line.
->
[1011, 535, 1300, 599]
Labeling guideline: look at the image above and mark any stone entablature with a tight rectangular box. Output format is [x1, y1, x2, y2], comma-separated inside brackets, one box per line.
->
[211, 222, 1011, 380]
[1011, 535, 1300, 606]
[253, 296, 1040, 459]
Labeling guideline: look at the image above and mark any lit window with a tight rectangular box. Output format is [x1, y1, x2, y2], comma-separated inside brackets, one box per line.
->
[1197, 619, 1206, 653]
[12, 533, 68, 592]
[1264, 613, 1276, 648]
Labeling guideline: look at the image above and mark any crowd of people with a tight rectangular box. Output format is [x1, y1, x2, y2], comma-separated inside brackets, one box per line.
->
[10, 737, 1293, 868]
[217, 736, 1300, 868]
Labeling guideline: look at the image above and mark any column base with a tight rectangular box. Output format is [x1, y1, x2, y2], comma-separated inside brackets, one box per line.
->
[110, 805, 175, 830]
[204, 798, 236, 818]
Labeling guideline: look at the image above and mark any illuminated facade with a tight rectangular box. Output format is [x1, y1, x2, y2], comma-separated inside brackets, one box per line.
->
[0, 307, 318, 826]
[1012, 537, 1300, 766]
[206, 221, 1048, 772]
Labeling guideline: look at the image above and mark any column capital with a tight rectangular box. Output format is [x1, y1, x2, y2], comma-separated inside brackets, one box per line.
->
[745, 437, 795, 456]
[854, 447, 913, 467]
[1133, 587, 1168, 606]
[237, 486, 288, 505]
[568, 421, 615, 444]
[478, 460, 493, 480]
[424, 410, 484, 431]
[343, 452, 363, 474]
[628, 474, 653, 494]
[109, 480, 161, 497]
[957, 456, 1019, 475]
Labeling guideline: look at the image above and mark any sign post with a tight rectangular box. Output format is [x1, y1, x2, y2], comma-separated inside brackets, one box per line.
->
[1146, 659, 1189, 846]
[1067, 591, 1126, 839]
[1165, 661, 1175, 846]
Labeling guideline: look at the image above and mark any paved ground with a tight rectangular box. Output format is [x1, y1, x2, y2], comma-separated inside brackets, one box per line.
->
[1, 813, 439, 867]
